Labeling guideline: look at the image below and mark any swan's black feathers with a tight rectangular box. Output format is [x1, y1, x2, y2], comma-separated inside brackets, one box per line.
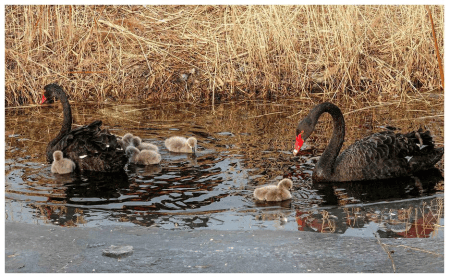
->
[334, 129, 442, 181]
[47, 120, 127, 172]
[297, 102, 444, 182]
[43, 84, 127, 172]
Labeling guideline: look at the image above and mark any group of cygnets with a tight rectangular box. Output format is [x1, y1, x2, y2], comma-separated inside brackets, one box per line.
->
[119, 133, 161, 165]
[51, 134, 197, 171]
[51, 133, 293, 202]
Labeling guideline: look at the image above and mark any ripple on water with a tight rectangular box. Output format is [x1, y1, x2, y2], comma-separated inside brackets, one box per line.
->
[4, 100, 444, 238]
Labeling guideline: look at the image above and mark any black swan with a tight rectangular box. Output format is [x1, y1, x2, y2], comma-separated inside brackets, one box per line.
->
[164, 136, 197, 153]
[51, 150, 76, 174]
[41, 83, 128, 172]
[125, 146, 161, 165]
[293, 102, 444, 182]
[253, 178, 293, 201]
[131, 136, 159, 152]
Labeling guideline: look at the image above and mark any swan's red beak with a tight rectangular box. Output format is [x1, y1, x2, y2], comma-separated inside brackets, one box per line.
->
[40, 94, 47, 104]
[293, 131, 304, 156]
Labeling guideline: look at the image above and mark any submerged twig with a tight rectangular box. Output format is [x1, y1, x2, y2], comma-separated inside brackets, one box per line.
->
[248, 111, 288, 119]
[390, 114, 444, 122]
[123, 107, 154, 113]
[4, 104, 42, 110]
[343, 103, 397, 116]
[414, 114, 444, 120]
[287, 110, 303, 119]
[374, 233, 396, 273]
[387, 244, 443, 257]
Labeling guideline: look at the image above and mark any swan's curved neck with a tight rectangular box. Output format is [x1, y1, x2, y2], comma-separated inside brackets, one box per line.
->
[48, 88, 72, 149]
[310, 103, 345, 179]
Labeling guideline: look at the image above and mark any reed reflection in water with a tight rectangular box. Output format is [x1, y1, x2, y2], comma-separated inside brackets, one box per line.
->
[4, 98, 444, 238]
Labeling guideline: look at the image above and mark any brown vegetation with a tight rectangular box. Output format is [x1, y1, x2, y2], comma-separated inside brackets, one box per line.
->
[5, 5, 444, 107]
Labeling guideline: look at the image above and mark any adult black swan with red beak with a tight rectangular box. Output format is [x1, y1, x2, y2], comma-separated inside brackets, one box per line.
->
[41, 83, 127, 172]
[293, 102, 443, 182]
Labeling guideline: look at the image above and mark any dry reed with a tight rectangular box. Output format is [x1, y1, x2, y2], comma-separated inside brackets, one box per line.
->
[5, 5, 444, 107]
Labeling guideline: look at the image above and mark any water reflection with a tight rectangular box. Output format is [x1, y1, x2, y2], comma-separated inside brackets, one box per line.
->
[295, 197, 444, 238]
[5, 98, 444, 238]
[312, 168, 443, 206]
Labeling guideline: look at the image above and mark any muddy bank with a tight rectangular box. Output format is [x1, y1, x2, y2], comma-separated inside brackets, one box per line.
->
[5, 222, 444, 273]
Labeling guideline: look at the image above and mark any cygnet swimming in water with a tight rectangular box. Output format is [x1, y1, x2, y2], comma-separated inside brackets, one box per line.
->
[118, 133, 133, 149]
[126, 146, 161, 165]
[131, 136, 159, 152]
[51, 150, 76, 174]
[164, 136, 197, 153]
[253, 178, 293, 202]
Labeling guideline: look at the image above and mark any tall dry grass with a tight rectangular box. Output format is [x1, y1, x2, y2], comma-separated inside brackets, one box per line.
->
[4, 5, 444, 107]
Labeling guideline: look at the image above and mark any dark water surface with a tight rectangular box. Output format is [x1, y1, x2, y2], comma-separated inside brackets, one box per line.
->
[5, 96, 444, 238]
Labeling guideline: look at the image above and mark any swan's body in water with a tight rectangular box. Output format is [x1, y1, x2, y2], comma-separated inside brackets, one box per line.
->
[131, 136, 159, 152]
[51, 151, 76, 174]
[41, 84, 127, 172]
[118, 133, 133, 149]
[293, 102, 444, 182]
[165, 136, 197, 153]
[254, 179, 293, 201]
[126, 146, 161, 165]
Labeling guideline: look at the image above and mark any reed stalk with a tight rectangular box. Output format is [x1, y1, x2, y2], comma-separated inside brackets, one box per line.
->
[5, 5, 444, 107]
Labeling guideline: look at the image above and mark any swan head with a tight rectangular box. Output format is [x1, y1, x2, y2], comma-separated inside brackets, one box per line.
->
[53, 150, 63, 161]
[278, 178, 293, 190]
[187, 137, 197, 153]
[293, 117, 314, 155]
[41, 83, 63, 104]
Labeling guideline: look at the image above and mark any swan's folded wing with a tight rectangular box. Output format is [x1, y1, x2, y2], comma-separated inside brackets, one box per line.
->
[50, 120, 127, 172]
[336, 131, 412, 180]
[336, 130, 441, 181]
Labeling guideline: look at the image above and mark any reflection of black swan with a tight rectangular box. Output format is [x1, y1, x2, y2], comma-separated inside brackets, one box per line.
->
[41, 84, 127, 172]
[294, 102, 444, 182]
[313, 168, 444, 206]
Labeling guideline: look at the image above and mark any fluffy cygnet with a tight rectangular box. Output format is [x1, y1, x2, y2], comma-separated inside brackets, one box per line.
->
[51, 150, 76, 174]
[131, 136, 159, 152]
[164, 136, 197, 153]
[253, 178, 293, 202]
[118, 133, 133, 149]
[126, 146, 161, 165]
